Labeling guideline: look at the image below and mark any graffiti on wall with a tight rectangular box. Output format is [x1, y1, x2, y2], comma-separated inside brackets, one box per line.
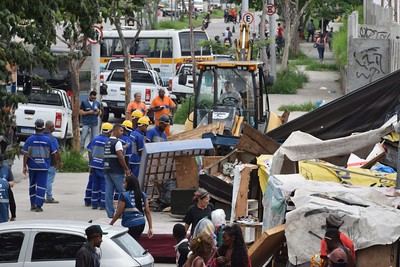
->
[353, 47, 386, 82]
[359, 26, 390, 39]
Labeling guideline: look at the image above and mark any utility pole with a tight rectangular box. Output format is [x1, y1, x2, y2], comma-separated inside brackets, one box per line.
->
[242, 0, 248, 13]
[269, 0, 277, 78]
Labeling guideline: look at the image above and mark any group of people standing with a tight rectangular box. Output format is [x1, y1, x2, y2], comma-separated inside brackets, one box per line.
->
[80, 88, 176, 241]
[306, 19, 334, 62]
[172, 188, 251, 267]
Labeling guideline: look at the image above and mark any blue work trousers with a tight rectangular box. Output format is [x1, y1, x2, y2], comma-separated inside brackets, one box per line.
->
[104, 172, 125, 218]
[130, 164, 140, 178]
[85, 169, 106, 208]
[29, 170, 48, 207]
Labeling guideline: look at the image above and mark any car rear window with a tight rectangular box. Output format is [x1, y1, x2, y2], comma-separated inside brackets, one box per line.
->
[28, 93, 63, 106]
[109, 71, 154, 84]
[107, 61, 146, 70]
[112, 232, 147, 258]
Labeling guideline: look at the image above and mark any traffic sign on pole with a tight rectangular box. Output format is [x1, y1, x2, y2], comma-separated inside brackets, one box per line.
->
[266, 4, 277, 16]
[242, 12, 254, 24]
[87, 25, 103, 44]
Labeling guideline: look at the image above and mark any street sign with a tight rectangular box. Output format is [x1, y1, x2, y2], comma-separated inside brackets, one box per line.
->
[242, 12, 254, 24]
[266, 4, 277, 16]
[87, 25, 103, 44]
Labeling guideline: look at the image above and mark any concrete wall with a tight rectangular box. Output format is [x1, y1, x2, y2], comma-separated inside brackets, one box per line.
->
[346, 38, 390, 93]
[345, 0, 400, 93]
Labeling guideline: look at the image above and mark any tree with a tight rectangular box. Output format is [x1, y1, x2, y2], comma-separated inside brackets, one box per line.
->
[0, 1, 62, 160]
[56, 1, 102, 152]
[101, 1, 144, 114]
[278, 0, 313, 70]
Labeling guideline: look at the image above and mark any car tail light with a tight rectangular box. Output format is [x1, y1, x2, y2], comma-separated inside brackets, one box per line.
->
[168, 78, 172, 92]
[100, 74, 104, 83]
[55, 112, 62, 128]
[145, 89, 151, 102]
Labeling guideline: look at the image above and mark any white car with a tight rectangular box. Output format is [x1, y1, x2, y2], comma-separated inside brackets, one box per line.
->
[0, 220, 154, 267]
[100, 57, 155, 83]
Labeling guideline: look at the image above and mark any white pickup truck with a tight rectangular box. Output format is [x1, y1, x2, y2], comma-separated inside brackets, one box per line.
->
[102, 68, 174, 121]
[15, 89, 73, 147]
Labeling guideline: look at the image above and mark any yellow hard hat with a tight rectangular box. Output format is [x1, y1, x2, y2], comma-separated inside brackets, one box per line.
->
[131, 110, 143, 119]
[101, 122, 113, 132]
[137, 117, 150, 126]
[122, 120, 133, 130]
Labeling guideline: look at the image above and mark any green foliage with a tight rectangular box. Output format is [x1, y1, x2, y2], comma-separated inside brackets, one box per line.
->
[278, 101, 317, 112]
[305, 62, 339, 71]
[59, 149, 89, 173]
[174, 95, 213, 124]
[332, 21, 348, 68]
[200, 40, 233, 55]
[268, 68, 309, 94]
[155, 18, 203, 30]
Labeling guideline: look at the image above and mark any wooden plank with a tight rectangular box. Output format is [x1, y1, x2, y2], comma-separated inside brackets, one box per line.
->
[356, 242, 398, 267]
[248, 224, 286, 267]
[236, 123, 280, 155]
[175, 156, 199, 188]
[235, 166, 252, 219]
[169, 121, 225, 141]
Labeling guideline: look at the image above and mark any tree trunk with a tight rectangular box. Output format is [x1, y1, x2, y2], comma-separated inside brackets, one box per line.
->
[70, 61, 81, 153]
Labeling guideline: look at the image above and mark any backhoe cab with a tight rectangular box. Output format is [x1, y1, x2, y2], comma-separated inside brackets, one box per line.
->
[182, 60, 284, 135]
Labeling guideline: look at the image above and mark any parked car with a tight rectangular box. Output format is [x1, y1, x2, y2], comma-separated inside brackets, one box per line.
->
[100, 57, 157, 83]
[0, 220, 154, 267]
[15, 89, 73, 147]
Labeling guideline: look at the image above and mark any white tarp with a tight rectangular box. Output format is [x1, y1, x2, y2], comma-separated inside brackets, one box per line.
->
[283, 178, 400, 265]
[270, 124, 394, 175]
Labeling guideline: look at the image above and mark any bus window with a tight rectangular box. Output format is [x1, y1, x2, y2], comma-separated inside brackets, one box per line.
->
[179, 32, 211, 56]
[102, 39, 114, 57]
[154, 38, 172, 58]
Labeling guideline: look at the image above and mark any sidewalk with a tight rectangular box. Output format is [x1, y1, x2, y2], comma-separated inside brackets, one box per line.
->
[268, 41, 343, 120]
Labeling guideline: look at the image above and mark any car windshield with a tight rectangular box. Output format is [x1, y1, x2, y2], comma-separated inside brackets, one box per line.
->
[112, 232, 147, 258]
[28, 93, 62, 105]
[107, 61, 146, 70]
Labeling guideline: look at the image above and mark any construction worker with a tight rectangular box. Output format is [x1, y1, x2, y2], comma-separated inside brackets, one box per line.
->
[146, 114, 169, 142]
[131, 109, 144, 130]
[121, 120, 133, 166]
[84, 122, 113, 210]
[129, 117, 150, 176]
[22, 119, 56, 212]
[126, 92, 147, 120]
[150, 88, 176, 137]
[103, 124, 131, 218]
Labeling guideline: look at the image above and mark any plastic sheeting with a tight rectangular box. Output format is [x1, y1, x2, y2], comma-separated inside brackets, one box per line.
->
[283, 179, 400, 265]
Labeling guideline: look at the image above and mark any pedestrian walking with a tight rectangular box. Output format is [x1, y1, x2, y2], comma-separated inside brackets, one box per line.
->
[109, 174, 153, 241]
[146, 114, 170, 142]
[80, 91, 101, 150]
[149, 88, 176, 137]
[103, 124, 131, 218]
[306, 19, 315, 42]
[75, 225, 107, 267]
[22, 119, 56, 212]
[0, 177, 16, 223]
[276, 23, 284, 54]
[224, 27, 232, 46]
[43, 120, 63, 204]
[315, 33, 327, 62]
[85, 122, 113, 209]
[129, 117, 149, 176]
[327, 27, 334, 51]
[126, 92, 147, 120]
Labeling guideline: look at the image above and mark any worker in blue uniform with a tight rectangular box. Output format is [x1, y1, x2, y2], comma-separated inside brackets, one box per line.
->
[104, 124, 131, 218]
[121, 120, 133, 165]
[129, 117, 150, 176]
[22, 119, 56, 212]
[85, 122, 113, 209]
[0, 178, 16, 223]
[146, 114, 169, 142]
